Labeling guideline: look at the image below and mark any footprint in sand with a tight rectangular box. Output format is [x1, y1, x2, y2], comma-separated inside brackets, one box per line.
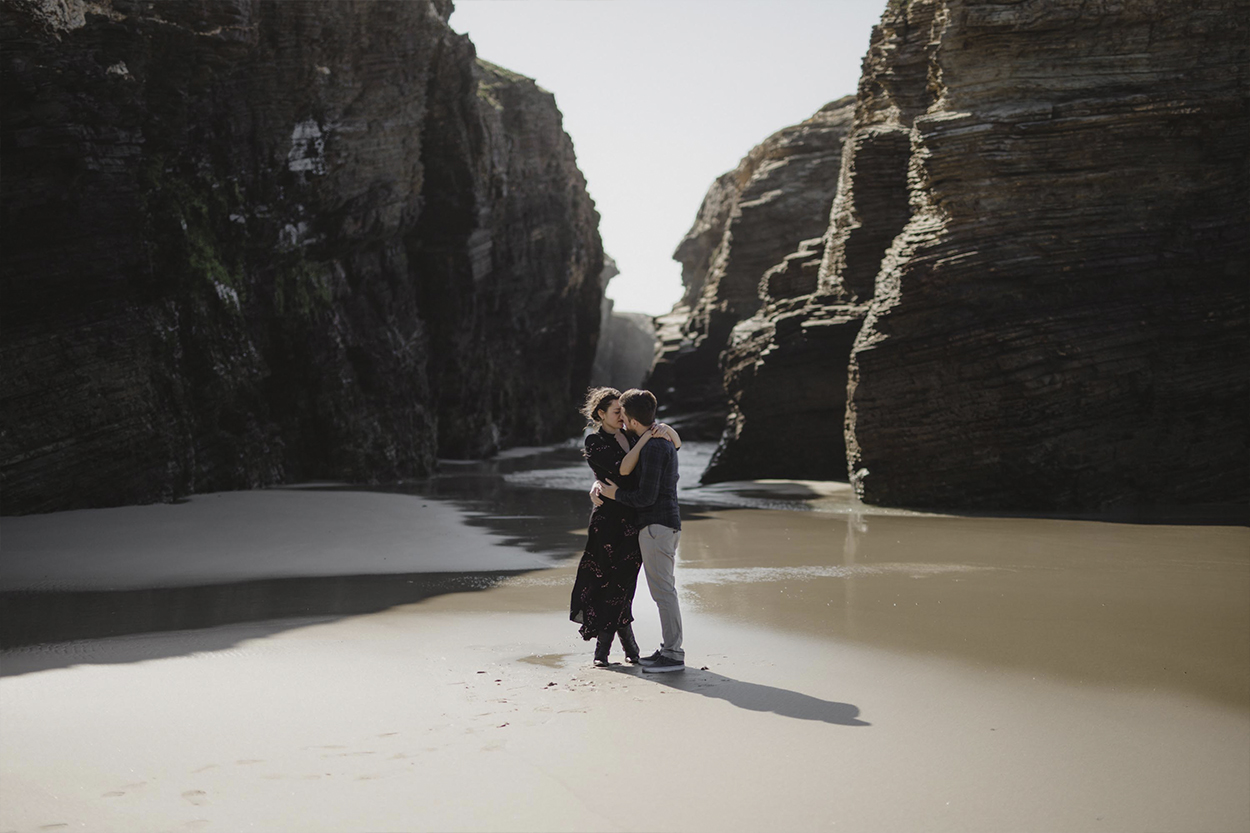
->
[39, 825, 69, 830]
[101, 791, 126, 798]
[182, 790, 208, 806]
[191, 764, 218, 774]
[377, 732, 399, 737]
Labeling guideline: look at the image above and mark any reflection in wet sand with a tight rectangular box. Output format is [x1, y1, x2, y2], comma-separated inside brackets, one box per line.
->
[0, 572, 529, 656]
[677, 507, 1250, 711]
[6, 439, 1243, 711]
[517, 653, 572, 669]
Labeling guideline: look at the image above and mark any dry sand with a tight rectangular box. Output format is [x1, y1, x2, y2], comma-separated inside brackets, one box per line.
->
[1, 446, 1247, 832]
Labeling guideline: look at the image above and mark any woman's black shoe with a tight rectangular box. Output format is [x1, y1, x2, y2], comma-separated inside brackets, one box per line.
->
[593, 630, 615, 667]
[617, 623, 641, 664]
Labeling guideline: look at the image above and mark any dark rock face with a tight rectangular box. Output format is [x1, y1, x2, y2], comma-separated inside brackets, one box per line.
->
[710, 0, 1249, 512]
[0, 0, 603, 514]
[846, 0, 1249, 512]
[703, 294, 867, 483]
[645, 98, 856, 434]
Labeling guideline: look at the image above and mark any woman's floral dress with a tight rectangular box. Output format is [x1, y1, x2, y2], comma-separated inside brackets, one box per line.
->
[569, 428, 643, 640]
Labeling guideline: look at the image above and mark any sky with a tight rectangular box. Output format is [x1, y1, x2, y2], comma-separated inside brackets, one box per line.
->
[449, 0, 885, 315]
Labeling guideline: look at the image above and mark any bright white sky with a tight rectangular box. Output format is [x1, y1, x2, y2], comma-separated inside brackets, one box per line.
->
[449, 0, 883, 315]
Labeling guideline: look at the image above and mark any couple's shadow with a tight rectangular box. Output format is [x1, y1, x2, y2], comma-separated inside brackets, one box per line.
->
[604, 664, 870, 726]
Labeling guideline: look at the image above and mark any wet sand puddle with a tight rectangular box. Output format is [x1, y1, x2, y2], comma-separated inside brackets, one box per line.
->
[3, 439, 1246, 709]
[492, 442, 1250, 711]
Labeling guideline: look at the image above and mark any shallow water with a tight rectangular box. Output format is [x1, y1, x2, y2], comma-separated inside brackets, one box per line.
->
[679, 507, 1248, 710]
[3, 439, 1247, 714]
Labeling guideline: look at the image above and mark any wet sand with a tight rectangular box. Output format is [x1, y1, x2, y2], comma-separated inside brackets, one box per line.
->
[1, 444, 1247, 832]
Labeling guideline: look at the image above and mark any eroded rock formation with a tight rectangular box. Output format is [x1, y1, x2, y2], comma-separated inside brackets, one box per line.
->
[703, 293, 867, 483]
[709, 0, 1249, 512]
[0, 0, 603, 513]
[645, 98, 856, 436]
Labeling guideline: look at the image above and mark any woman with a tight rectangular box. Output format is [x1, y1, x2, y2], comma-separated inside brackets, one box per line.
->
[570, 387, 681, 667]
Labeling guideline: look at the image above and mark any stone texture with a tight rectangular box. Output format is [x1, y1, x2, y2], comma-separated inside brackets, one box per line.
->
[645, 97, 856, 434]
[845, 0, 1249, 512]
[703, 294, 867, 483]
[0, 0, 603, 514]
[710, 0, 1249, 511]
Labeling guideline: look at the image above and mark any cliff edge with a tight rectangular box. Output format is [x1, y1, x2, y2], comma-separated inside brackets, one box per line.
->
[0, 0, 604, 513]
[707, 0, 1248, 513]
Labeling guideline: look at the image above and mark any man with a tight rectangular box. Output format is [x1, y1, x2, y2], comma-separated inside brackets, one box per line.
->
[590, 389, 685, 673]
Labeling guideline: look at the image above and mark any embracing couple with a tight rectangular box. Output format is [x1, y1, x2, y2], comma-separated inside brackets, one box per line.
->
[569, 387, 685, 673]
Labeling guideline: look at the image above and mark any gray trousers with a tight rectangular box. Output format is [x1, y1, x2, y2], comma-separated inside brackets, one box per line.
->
[639, 523, 683, 660]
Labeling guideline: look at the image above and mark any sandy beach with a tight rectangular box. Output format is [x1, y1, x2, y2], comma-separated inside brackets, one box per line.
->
[2, 443, 1247, 832]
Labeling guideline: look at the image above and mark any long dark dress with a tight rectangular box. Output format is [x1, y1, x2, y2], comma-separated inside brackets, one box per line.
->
[569, 428, 643, 640]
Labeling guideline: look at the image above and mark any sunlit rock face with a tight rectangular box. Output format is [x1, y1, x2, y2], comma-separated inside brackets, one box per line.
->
[644, 98, 856, 436]
[0, 0, 603, 513]
[712, 0, 1249, 511]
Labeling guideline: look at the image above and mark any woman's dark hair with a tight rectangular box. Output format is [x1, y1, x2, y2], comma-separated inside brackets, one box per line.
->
[579, 386, 621, 426]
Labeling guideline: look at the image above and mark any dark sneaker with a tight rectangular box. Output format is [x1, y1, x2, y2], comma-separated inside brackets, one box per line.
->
[637, 651, 665, 667]
[593, 657, 612, 668]
[641, 655, 685, 673]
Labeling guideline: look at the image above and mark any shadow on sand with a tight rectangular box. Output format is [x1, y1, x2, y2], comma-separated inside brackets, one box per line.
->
[0, 449, 595, 676]
[605, 664, 870, 727]
[0, 570, 535, 676]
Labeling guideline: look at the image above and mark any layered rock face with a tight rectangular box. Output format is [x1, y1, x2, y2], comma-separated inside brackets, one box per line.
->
[645, 98, 855, 435]
[711, 0, 1249, 512]
[0, 0, 603, 514]
[703, 293, 867, 483]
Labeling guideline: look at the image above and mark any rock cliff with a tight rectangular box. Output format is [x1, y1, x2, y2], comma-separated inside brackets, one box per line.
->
[0, 0, 603, 514]
[702, 293, 868, 483]
[645, 98, 856, 435]
[709, 0, 1249, 512]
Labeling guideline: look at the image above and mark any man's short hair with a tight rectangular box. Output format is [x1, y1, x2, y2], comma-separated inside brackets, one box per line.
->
[620, 389, 657, 426]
